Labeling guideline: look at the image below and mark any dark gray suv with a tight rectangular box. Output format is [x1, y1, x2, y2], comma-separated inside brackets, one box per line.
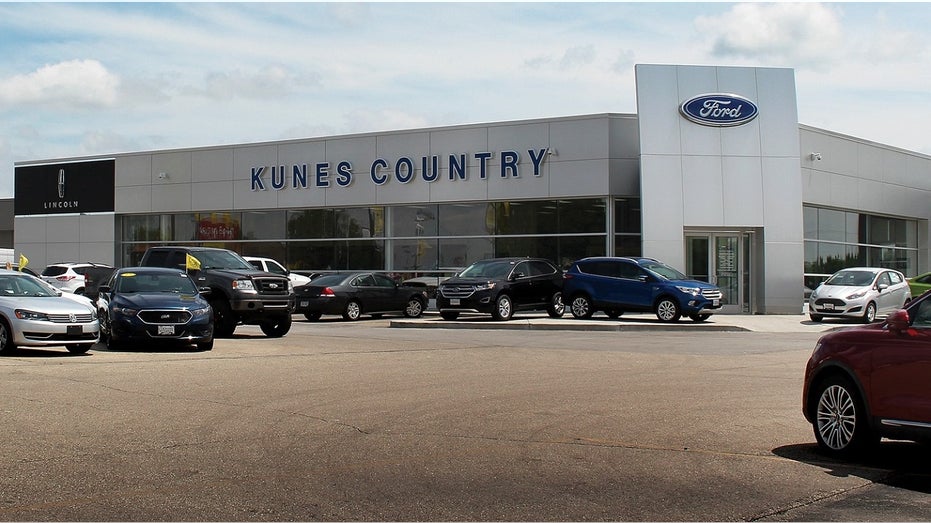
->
[436, 257, 565, 321]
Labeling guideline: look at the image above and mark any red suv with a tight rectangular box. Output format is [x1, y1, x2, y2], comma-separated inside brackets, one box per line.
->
[803, 290, 931, 457]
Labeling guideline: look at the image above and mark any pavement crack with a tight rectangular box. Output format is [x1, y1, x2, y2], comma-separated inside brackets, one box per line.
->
[744, 482, 876, 521]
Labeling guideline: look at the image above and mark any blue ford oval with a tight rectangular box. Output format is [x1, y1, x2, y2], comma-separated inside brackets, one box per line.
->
[679, 93, 759, 127]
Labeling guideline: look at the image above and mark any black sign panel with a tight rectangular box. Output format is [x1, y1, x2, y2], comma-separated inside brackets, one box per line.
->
[15, 159, 115, 215]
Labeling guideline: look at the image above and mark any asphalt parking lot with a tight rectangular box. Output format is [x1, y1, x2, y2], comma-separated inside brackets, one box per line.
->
[1, 313, 930, 521]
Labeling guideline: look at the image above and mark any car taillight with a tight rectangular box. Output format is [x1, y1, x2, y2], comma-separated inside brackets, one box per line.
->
[56, 275, 76, 281]
[321, 287, 336, 297]
[563, 273, 574, 279]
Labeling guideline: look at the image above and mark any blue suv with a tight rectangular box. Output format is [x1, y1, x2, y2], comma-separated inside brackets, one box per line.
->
[563, 257, 723, 322]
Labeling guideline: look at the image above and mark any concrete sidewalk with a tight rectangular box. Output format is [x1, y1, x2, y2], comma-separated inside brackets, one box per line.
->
[390, 312, 858, 333]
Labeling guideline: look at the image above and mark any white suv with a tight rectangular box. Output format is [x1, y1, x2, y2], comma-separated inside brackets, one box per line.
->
[40, 262, 114, 295]
[243, 256, 312, 286]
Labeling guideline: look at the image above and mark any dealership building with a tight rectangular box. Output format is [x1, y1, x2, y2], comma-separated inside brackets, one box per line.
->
[11, 64, 931, 314]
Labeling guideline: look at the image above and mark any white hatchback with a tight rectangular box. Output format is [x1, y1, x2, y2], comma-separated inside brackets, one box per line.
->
[808, 267, 912, 323]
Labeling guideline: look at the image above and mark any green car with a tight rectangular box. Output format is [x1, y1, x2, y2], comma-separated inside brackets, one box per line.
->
[908, 272, 931, 297]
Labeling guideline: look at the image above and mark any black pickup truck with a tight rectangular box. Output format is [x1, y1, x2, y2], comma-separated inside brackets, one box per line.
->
[139, 246, 294, 338]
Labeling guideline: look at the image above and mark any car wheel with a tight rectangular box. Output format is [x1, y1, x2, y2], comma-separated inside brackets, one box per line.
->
[303, 311, 322, 321]
[404, 298, 424, 318]
[196, 339, 214, 351]
[343, 300, 362, 321]
[655, 298, 681, 323]
[66, 344, 90, 354]
[809, 314, 823, 322]
[570, 294, 594, 319]
[98, 309, 111, 341]
[0, 318, 15, 354]
[440, 311, 459, 321]
[689, 313, 711, 322]
[492, 294, 513, 321]
[260, 315, 292, 337]
[547, 292, 564, 318]
[862, 302, 877, 323]
[812, 375, 878, 456]
[605, 309, 623, 319]
[211, 299, 237, 338]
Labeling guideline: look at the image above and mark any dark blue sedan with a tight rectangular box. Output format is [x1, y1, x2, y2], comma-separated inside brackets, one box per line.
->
[98, 267, 214, 350]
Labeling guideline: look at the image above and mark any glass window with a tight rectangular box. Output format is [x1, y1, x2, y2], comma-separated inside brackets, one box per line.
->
[439, 203, 494, 236]
[336, 208, 384, 238]
[242, 211, 285, 240]
[239, 242, 286, 265]
[494, 236, 557, 262]
[392, 238, 437, 271]
[615, 198, 641, 234]
[816, 208, 847, 242]
[614, 236, 640, 258]
[559, 199, 606, 234]
[391, 205, 437, 237]
[372, 273, 396, 287]
[496, 201, 557, 235]
[287, 209, 335, 239]
[439, 237, 493, 269]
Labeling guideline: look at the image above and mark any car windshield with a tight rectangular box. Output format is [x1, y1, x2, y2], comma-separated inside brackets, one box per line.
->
[825, 270, 876, 287]
[116, 272, 198, 294]
[639, 260, 688, 281]
[193, 250, 254, 270]
[458, 260, 514, 279]
[0, 274, 58, 297]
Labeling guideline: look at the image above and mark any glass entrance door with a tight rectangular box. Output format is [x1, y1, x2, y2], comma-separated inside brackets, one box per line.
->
[686, 232, 753, 314]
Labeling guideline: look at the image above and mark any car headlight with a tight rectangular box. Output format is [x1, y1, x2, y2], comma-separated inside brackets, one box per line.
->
[475, 281, 497, 291]
[232, 279, 256, 293]
[288, 281, 294, 293]
[15, 309, 49, 321]
[676, 286, 701, 296]
[112, 306, 139, 317]
[846, 290, 868, 300]
[191, 307, 211, 318]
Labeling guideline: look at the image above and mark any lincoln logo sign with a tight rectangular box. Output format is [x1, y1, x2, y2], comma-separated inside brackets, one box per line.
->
[679, 93, 759, 127]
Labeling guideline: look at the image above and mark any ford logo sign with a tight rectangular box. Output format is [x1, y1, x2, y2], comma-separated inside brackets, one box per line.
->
[679, 93, 758, 127]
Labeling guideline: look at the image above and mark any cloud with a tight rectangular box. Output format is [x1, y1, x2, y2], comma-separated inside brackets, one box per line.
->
[0, 59, 120, 108]
[195, 65, 321, 101]
[696, 3, 843, 67]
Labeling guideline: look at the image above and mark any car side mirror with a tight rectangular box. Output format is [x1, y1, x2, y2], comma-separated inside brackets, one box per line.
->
[511, 272, 525, 280]
[877, 283, 889, 292]
[199, 287, 212, 296]
[887, 309, 910, 333]
[638, 275, 649, 282]
[99, 285, 110, 294]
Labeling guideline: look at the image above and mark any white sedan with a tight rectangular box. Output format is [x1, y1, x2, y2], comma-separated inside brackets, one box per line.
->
[808, 267, 912, 323]
[0, 270, 100, 354]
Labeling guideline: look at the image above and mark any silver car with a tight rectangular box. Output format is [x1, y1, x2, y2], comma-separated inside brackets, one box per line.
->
[0, 270, 100, 354]
[808, 267, 912, 323]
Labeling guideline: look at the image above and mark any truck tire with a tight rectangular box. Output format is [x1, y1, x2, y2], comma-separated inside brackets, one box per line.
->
[211, 298, 237, 338]
[260, 314, 292, 337]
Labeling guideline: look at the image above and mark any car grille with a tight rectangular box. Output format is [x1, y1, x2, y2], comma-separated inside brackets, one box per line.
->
[255, 277, 290, 295]
[439, 285, 477, 299]
[814, 298, 846, 307]
[701, 289, 723, 300]
[139, 310, 193, 324]
[48, 313, 95, 323]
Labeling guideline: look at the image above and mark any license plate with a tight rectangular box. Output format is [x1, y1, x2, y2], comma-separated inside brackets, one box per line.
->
[300, 301, 309, 307]
[824, 303, 835, 311]
[67, 325, 82, 336]
[450, 298, 460, 305]
[712, 299, 719, 306]
[157, 325, 175, 335]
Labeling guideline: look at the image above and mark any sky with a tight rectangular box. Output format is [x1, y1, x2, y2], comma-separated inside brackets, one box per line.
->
[1, 2, 931, 198]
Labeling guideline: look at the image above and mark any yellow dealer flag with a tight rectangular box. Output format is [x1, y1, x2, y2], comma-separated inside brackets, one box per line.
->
[18, 253, 28, 271]
[185, 253, 201, 270]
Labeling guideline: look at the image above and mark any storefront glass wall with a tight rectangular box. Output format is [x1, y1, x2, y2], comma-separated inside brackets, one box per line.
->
[803, 205, 918, 290]
[119, 198, 641, 280]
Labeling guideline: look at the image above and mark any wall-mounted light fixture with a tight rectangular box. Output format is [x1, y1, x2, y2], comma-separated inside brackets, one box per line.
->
[809, 152, 822, 161]
[157, 172, 168, 179]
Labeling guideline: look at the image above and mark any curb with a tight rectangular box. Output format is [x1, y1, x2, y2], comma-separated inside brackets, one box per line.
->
[389, 318, 751, 332]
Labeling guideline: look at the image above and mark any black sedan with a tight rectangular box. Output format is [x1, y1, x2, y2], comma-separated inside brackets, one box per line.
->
[294, 272, 427, 321]
[98, 267, 214, 350]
